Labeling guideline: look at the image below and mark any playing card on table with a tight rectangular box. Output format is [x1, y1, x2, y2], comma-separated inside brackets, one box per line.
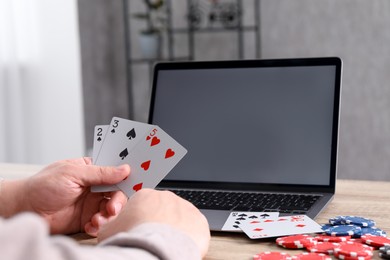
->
[239, 215, 323, 239]
[222, 212, 279, 232]
[116, 126, 187, 197]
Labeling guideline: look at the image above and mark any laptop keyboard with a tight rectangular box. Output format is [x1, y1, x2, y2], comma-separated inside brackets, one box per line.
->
[167, 189, 322, 214]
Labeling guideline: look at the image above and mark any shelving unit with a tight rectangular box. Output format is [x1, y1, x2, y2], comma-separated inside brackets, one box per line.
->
[123, 0, 261, 114]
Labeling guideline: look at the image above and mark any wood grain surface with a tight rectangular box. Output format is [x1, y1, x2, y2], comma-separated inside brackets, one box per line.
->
[1, 164, 389, 259]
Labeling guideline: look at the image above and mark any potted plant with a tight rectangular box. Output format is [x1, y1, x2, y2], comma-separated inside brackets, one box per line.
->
[133, 0, 166, 59]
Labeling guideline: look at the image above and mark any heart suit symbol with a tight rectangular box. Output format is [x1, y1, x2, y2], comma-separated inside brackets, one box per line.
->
[141, 160, 151, 171]
[165, 149, 175, 158]
[133, 182, 143, 192]
[151, 136, 160, 146]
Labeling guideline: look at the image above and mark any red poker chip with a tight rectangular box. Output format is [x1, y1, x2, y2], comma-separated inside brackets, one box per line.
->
[292, 252, 331, 260]
[278, 242, 306, 249]
[348, 239, 375, 251]
[277, 235, 316, 249]
[314, 235, 351, 242]
[306, 241, 340, 254]
[348, 238, 365, 244]
[253, 251, 291, 260]
[361, 234, 390, 247]
[333, 251, 371, 260]
[334, 241, 373, 258]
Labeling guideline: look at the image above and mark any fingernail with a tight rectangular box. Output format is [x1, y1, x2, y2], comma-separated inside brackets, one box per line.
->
[116, 164, 128, 172]
[97, 215, 108, 226]
[87, 225, 98, 234]
[113, 202, 122, 215]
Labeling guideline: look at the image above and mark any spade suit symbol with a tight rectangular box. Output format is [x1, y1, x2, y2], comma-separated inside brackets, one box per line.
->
[119, 148, 129, 160]
[97, 137, 102, 142]
[126, 128, 136, 140]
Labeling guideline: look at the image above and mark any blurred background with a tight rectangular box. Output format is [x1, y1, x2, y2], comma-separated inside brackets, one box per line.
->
[1, 0, 389, 181]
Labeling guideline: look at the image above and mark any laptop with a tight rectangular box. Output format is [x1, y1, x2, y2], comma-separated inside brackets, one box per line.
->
[149, 57, 342, 231]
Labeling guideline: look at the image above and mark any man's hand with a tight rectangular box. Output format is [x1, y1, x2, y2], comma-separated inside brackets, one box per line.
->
[1, 158, 130, 236]
[98, 189, 210, 257]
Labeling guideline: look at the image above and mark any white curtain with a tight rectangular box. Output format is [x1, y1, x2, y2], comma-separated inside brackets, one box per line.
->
[0, 0, 35, 162]
[0, 0, 85, 164]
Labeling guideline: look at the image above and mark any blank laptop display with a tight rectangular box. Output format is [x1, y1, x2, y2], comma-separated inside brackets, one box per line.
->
[149, 57, 342, 231]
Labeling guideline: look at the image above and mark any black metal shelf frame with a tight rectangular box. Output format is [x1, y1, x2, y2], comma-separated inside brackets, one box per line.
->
[123, 0, 261, 116]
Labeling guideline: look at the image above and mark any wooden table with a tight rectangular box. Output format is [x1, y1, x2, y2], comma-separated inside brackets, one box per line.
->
[1, 164, 389, 259]
[204, 179, 390, 260]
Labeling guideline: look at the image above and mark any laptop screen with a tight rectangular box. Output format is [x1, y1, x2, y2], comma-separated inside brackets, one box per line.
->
[149, 58, 341, 189]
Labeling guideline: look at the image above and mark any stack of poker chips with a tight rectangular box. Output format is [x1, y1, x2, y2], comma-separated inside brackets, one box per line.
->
[253, 215, 390, 260]
[325, 216, 387, 238]
[380, 246, 390, 259]
[253, 251, 331, 260]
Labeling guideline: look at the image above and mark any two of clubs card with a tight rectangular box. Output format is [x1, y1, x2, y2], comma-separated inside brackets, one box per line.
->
[222, 212, 323, 239]
[91, 117, 187, 197]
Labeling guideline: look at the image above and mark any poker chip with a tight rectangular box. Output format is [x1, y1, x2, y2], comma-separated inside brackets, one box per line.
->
[361, 235, 390, 247]
[321, 224, 334, 231]
[325, 225, 362, 237]
[253, 251, 291, 260]
[343, 216, 376, 228]
[361, 227, 387, 237]
[306, 241, 340, 255]
[329, 216, 347, 225]
[380, 245, 390, 255]
[351, 228, 363, 238]
[334, 241, 373, 258]
[258, 216, 386, 260]
[276, 235, 316, 249]
[348, 238, 365, 244]
[292, 252, 331, 260]
[334, 251, 372, 260]
[315, 235, 351, 242]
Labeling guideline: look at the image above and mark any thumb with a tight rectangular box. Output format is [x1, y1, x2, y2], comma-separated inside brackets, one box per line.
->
[75, 164, 130, 187]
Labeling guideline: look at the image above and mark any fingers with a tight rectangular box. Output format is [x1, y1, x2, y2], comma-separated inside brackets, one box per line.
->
[74, 164, 130, 187]
[84, 191, 127, 237]
[106, 191, 128, 216]
[82, 157, 93, 165]
[84, 221, 99, 237]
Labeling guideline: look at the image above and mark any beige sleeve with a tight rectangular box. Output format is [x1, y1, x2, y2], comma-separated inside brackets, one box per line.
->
[0, 213, 201, 260]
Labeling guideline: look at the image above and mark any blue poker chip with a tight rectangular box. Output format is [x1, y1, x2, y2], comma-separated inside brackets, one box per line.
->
[343, 216, 376, 227]
[325, 225, 362, 237]
[329, 216, 346, 225]
[361, 227, 387, 237]
[351, 227, 363, 238]
[321, 224, 334, 231]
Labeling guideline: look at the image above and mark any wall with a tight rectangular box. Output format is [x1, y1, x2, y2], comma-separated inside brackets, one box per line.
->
[78, 0, 130, 152]
[0, 0, 85, 164]
[260, 0, 390, 181]
[79, 0, 390, 181]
